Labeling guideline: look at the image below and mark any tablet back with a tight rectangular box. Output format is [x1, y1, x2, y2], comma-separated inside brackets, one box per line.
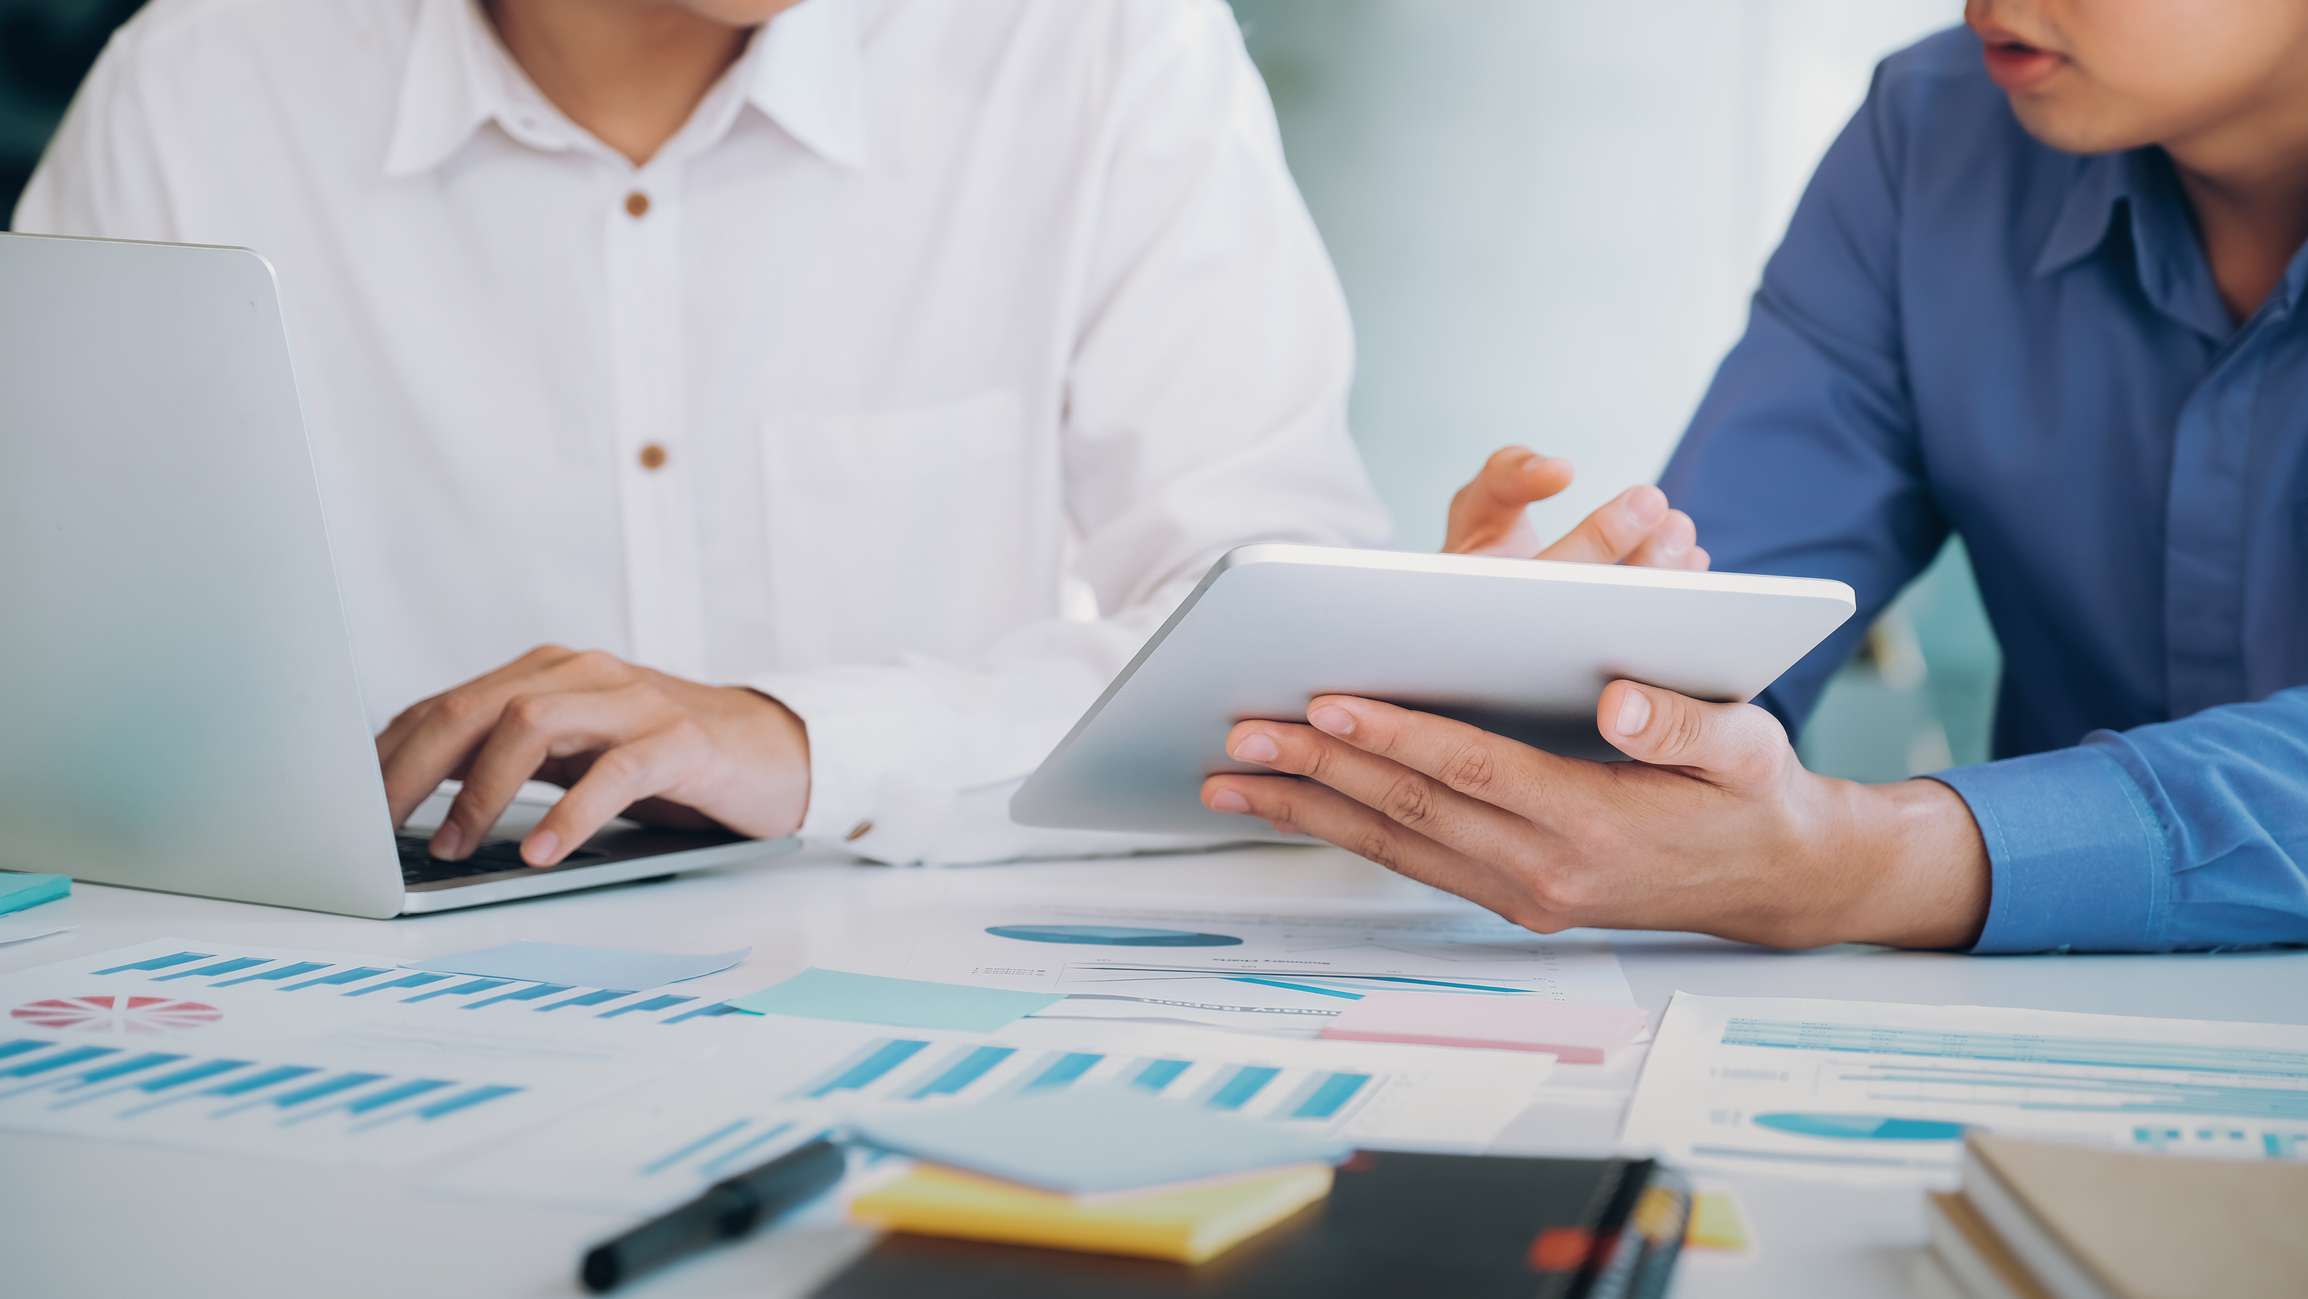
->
[1010, 545, 1854, 835]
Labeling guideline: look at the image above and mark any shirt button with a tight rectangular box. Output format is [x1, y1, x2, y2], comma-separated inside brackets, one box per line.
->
[624, 190, 651, 219]
[638, 442, 669, 472]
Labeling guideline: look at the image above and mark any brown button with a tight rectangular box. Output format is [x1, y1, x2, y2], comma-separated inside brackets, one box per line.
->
[623, 190, 651, 219]
[638, 442, 669, 471]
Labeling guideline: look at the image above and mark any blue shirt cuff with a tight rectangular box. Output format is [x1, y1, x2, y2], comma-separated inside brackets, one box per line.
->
[1930, 743, 2170, 953]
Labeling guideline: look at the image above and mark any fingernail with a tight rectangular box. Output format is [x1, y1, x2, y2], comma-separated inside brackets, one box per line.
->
[1309, 705, 1355, 736]
[429, 824, 465, 859]
[1621, 485, 1668, 526]
[1232, 733, 1280, 764]
[1209, 789, 1250, 814]
[523, 831, 559, 866]
[1614, 688, 1652, 737]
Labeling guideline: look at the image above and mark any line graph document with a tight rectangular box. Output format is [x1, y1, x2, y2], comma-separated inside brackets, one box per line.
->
[1621, 993, 2308, 1185]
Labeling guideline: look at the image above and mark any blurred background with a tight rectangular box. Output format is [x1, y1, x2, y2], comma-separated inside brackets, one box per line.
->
[0, 0, 1998, 781]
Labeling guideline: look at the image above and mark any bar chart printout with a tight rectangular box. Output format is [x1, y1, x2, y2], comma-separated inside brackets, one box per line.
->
[435, 1021, 1552, 1211]
[1622, 994, 2308, 1185]
[0, 1032, 632, 1167]
[0, 940, 757, 1032]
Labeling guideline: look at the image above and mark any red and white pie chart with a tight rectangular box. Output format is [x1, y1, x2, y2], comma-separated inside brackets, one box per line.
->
[10, 994, 223, 1034]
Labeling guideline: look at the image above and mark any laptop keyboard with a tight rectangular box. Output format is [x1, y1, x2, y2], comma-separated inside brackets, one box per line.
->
[396, 834, 607, 886]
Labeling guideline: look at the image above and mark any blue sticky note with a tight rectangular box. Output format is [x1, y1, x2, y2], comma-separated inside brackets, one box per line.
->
[406, 942, 747, 990]
[728, 968, 1060, 1032]
[0, 873, 68, 917]
[851, 1086, 1350, 1194]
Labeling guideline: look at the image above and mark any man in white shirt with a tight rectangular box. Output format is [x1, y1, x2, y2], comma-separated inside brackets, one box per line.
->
[15, 0, 1700, 868]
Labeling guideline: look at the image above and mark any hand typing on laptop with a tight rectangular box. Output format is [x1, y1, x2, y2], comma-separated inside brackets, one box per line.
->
[376, 648, 811, 870]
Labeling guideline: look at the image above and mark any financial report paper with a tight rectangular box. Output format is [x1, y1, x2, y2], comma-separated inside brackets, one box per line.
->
[1621, 993, 2308, 1185]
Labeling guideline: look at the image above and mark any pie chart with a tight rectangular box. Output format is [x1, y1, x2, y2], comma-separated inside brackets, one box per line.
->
[10, 994, 223, 1034]
[985, 924, 1243, 948]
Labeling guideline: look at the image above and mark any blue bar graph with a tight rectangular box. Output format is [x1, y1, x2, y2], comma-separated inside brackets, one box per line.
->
[1291, 1072, 1371, 1121]
[665, 1002, 744, 1025]
[802, 1039, 930, 1099]
[69, 1052, 186, 1087]
[153, 957, 268, 982]
[79, 949, 751, 1029]
[1132, 1059, 1192, 1093]
[281, 966, 392, 992]
[404, 977, 510, 1004]
[339, 1079, 451, 1115]
[345, 972, 450, 998]
[93, 951, 212, 975]
[1024, 1052, 1102, 1091]
[911, 1046, 1015, 1099]
[465, 983, 569, 1010]
[538, 989, 630, 1012]
[215, 961, 328, 988]
[269, 1072, 387, 1110]
[203, 1064, 318, 1098]
[413, 1085, 519, 1121]
[1205, 1065, 1280, 1112]
[601, 993, 692, 1019]
[3, 1045, 116, 1078]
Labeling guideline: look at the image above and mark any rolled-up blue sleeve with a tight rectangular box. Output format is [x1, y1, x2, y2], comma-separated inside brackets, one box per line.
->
[1936, 687, 2308, 952]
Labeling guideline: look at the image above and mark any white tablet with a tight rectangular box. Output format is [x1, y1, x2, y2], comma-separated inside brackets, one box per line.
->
[1010, 544, 1855, 836]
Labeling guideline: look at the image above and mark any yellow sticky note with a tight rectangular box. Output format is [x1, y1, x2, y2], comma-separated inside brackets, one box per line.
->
[850, 1162, 1333, 1264]
[1685, 1189, 1751, 1252]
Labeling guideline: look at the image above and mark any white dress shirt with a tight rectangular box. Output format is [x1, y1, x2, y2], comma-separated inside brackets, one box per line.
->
[13, 0, 1388, 864]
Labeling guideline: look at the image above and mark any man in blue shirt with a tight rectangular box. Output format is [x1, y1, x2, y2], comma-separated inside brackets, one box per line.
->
[1199, 9, 2308, 952]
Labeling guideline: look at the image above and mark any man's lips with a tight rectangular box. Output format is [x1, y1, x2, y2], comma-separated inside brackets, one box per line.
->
[1974, 24, 2067, 91]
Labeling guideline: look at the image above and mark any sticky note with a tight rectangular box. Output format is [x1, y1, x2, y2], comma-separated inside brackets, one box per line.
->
[406, 942, 747, 990]
[1685, 1190, 1751, 1252]
[0, 873, 68, 917]
[852, 1162, 1332, 1264]
[1317, 993, 1648, 1063]
[728, 968, 1059, 1032]
[849, 1086, 1348, 1194]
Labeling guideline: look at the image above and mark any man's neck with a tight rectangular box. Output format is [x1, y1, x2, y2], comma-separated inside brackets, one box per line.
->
[2164, 78, 2308, 323]
[486, 0, 749, 167]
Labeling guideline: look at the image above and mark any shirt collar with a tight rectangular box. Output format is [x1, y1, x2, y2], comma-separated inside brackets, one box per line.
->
[383, 0, 868, 179]
[2035, 147, 2233, 340]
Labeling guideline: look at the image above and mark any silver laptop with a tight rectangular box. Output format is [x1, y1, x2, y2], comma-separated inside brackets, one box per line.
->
[0, 232, 791, 916]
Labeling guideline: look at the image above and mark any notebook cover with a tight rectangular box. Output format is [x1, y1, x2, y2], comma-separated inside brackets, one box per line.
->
[813, 1150, 1672, 1299]
[1967, 1133, 2308, 1299]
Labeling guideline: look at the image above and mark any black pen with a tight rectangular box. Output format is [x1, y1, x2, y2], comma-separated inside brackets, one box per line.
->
[580, 1133, 847, 1293]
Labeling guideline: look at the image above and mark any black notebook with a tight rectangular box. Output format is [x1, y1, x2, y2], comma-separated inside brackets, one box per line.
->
[813, 1150, 1690, 1299]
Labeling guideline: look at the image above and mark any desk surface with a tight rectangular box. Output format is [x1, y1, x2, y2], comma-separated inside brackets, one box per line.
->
[6, 844, 2303, 1299]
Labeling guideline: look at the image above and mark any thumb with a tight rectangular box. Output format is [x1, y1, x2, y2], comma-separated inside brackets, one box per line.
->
[1597, 681, 1791, 789]
[1444, 447, 1574, 556]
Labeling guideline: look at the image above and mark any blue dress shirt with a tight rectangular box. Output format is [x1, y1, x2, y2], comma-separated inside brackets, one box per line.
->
[1660, 28, 2308, 952]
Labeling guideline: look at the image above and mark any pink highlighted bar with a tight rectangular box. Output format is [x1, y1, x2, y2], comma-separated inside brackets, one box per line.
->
[1317, 995, 1649, 1064]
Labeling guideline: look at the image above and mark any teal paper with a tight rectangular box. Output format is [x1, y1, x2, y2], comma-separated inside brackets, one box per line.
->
[851, 1087, 1349, 1194]
[0, 873, 68, 916]
[406, 942, 747, 990]
[729, 968, 1060, 1032]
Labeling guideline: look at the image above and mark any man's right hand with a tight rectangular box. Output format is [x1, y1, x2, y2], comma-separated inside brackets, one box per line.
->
[1444, 446, 1709, 570]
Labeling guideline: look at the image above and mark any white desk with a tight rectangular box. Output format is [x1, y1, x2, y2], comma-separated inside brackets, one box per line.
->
[6, 843, 2303, 1298]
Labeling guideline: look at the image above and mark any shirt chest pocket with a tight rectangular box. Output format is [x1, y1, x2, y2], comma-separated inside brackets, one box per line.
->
[759, 389, 1045, 665]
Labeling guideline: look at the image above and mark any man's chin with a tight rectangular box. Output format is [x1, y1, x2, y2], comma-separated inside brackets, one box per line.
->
[2005, 96, 2150, 157]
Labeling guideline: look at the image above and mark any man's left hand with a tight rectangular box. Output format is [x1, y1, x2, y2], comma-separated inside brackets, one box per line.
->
[1200, 683, 1990, 949]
